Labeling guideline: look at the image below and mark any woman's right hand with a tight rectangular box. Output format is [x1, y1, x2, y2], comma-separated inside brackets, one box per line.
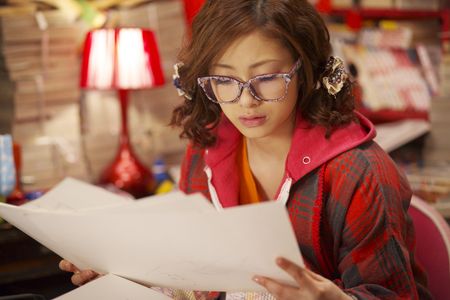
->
[59, 259, 99, 286]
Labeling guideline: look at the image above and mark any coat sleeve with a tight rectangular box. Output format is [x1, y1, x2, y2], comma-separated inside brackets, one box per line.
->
[324, 144, 432, 300]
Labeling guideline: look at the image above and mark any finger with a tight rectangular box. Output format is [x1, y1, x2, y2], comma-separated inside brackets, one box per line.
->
[71, 270, 98, 286]
[59, 260, 80, 273]
[276, 257, 310, 284]
[302, 267, 326, 281]
[253, 276, 298, 300]
[71, 270, 97, 286]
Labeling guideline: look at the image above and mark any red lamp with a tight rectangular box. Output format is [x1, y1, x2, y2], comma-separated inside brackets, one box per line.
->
[80, 28, 165, 198]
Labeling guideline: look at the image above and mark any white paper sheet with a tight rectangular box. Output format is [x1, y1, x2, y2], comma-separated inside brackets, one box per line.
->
[54, 274, 171, 300]
[23, 177, 131, 211]
[86, 191, 215, 215]
[0, 178, 303, 292]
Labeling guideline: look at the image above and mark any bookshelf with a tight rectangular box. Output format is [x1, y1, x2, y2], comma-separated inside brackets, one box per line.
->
[319, 1, 448, 123]
[316, 0, 449, 40]
[324, 7, 450, 42]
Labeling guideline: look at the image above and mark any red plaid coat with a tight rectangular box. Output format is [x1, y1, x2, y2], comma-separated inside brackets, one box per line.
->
[179, 112, 432, 300]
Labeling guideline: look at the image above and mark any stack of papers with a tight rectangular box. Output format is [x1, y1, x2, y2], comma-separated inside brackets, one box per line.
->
[0, 178, 303, 298]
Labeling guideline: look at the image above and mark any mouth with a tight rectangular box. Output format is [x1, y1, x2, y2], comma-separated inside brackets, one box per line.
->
[238, 115, 267, 128]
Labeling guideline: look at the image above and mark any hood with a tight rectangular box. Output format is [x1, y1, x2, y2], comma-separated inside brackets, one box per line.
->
[285, 110, 375, 181]
[204, 110, 376, 208]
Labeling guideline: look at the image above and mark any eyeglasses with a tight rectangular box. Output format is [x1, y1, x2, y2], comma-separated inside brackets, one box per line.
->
[197, 59, 301, 104]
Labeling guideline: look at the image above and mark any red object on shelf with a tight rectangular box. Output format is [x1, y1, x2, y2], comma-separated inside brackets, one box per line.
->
[182, 0, 206, 25]
[316, 0, 332, 13]
[331, 8, 443, 19]
[80, 28, 165, 198]
[346, 9, 362, 30]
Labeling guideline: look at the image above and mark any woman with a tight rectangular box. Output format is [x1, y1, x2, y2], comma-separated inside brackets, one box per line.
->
[61, 1, 431, 299]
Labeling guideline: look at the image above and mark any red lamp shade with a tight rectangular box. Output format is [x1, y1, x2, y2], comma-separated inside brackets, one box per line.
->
[80, 28, 165, 198]
[80, 28, 164, 90]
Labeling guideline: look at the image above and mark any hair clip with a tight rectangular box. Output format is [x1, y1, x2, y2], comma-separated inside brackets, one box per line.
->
[322, 56, 348, 96]
[173, 62, 192, 100]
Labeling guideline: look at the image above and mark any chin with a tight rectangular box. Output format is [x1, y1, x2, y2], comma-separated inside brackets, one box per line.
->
[236, 126, 272, 140]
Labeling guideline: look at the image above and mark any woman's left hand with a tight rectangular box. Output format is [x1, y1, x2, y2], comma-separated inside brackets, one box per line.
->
[253, 257, 353, 300]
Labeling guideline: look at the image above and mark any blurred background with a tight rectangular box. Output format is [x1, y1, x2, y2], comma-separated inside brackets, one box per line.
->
[0, 0, 449, 298]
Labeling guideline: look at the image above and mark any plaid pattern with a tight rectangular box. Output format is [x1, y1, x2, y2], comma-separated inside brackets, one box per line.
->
[0, 135, 16, 197]
[179, 141, 432, 300]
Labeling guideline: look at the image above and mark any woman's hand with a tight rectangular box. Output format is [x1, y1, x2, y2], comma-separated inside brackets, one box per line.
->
[253, 257, 354, 300]
[59, 260, 100, 286]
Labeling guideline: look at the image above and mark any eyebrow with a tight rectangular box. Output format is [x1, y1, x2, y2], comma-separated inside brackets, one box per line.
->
[212, 59, 282, 70]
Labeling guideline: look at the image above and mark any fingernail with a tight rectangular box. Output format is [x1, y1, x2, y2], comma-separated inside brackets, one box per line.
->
[252, 276, 262, 283]
[276, 257, 285, 265]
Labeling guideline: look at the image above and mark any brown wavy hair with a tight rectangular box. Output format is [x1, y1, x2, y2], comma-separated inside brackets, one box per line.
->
[170, 0, 356, 148]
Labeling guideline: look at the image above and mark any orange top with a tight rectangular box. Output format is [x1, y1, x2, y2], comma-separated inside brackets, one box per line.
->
[237, 138, 262, 205]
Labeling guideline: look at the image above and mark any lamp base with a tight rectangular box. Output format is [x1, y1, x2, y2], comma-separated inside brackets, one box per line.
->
[98, 144, 155, 199]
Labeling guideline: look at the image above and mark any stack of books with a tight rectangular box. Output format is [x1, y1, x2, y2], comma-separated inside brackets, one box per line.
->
[0, 10, 81, 123]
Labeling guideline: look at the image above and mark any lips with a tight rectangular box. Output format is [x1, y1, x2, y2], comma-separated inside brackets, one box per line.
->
[238, 115, 267, 127]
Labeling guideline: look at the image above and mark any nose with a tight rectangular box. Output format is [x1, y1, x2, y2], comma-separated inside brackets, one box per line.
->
[239, 86, 260, 108]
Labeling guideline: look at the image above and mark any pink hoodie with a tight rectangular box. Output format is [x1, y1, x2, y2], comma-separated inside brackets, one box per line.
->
[203, 110, 376, 208]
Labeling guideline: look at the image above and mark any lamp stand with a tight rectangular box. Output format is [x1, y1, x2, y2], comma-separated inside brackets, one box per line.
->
[98, 89, 155, 198]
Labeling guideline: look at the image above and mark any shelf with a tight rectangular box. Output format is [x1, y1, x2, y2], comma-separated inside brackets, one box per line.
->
[329, 8, 445, 20]
[374, 119, 430, 152]
[359, 108, 429, 124]
[319, 5, 450, 35]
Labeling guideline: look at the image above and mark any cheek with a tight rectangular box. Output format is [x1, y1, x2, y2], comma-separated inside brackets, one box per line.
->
[274, 82, 299, 119]
[281, 82, 299, 113]
[219, 104, 230, 116]
[219, 104, 237, 123]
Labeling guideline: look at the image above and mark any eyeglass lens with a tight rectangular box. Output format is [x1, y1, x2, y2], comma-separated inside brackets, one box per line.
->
[205, 75, 287, 102]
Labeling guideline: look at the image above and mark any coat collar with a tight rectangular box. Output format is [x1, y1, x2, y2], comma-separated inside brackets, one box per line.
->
[203, 110, 375, 208]
[205, 110, 375, 180]
[285, 110, 375, 181]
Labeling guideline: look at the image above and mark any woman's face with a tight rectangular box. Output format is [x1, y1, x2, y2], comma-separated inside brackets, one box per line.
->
[209, 30, 299, 140]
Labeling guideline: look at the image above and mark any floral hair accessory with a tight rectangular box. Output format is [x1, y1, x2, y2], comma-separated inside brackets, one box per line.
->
[173, 62, 192, 100]
[322, 56, 348, 96]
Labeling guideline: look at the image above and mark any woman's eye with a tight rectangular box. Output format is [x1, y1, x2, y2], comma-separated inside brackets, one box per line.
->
[216, 78, 234, 85]
[257, 76, 276, 83]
